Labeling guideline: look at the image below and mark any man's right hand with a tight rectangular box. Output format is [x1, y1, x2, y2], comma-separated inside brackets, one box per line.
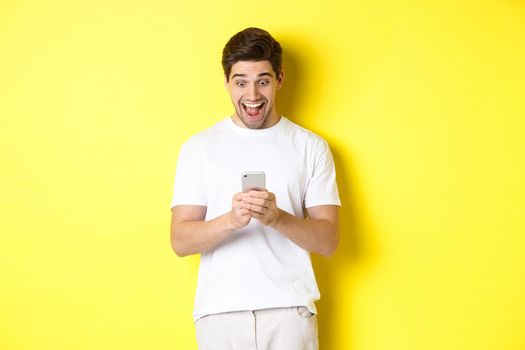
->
[170, 193, 252, 257]
[228, 192, 251, 230]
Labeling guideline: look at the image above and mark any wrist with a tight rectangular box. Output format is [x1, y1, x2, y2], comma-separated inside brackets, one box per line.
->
[219, 212, 236, 234]
[270, 208, 285, 228]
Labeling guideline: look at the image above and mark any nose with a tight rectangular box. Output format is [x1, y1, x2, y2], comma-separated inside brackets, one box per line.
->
[246, 83, 261, 101]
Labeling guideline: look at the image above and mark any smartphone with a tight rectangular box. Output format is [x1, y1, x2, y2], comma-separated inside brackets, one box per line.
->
[242, 171, 266, 192]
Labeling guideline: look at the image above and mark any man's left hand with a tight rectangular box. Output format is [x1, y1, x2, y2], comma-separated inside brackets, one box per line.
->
[241, 190, 281, 226]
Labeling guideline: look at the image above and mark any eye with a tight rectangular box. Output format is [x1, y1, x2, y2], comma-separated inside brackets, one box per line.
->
[236, 81, 246, 87]
[259, 80, 269, 86]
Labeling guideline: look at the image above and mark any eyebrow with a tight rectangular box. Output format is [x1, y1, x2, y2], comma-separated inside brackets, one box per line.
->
[231, 72, 274, 79]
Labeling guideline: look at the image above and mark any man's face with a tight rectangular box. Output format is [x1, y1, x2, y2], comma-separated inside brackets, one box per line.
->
[225, 60, 284, 129]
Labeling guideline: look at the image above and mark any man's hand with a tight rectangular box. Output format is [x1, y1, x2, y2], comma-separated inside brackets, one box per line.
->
[241, 190, 282, 226]
[228, 192, 252, 229]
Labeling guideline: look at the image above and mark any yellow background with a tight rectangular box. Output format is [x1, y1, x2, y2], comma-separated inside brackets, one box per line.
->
[1, 0, 524, 349]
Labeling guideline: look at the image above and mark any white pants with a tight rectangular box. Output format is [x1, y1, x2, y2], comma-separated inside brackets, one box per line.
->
[195, 306, 319, 350]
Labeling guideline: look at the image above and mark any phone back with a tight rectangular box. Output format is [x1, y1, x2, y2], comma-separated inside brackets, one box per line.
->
[242, 171, 266, 192]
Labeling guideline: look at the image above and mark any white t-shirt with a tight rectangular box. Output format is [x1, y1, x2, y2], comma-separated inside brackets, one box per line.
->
[171, 116, 341, 322]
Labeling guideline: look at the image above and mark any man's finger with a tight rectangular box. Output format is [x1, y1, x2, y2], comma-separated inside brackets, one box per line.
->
[248, 190, 274, 200]
[249, 210, 263, 219]
[243, 197, 268, 207]
[246, 204, 267, 215]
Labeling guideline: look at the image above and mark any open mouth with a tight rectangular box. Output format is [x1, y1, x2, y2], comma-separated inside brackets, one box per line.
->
[242, 102, 265, 119]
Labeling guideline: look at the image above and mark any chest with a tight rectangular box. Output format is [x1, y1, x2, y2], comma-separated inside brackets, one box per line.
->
[201, 135, 311, 206]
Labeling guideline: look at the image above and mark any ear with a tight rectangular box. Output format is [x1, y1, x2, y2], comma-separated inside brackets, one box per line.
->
[276, 70, 285, 89]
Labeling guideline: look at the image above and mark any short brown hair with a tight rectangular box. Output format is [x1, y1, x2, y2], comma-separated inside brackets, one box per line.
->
[222, 27, 282, 81]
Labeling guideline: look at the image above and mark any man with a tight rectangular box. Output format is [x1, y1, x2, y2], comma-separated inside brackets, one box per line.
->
[170, 27, 341, 350]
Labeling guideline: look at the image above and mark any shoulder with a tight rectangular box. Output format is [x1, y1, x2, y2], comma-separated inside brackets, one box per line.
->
[181, 117, 229, 149]
[282, 117, 330, 150]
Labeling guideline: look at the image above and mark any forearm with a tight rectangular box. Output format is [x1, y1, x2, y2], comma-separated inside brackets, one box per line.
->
[171, 212, 235, 257]
[271, 209, 339, 256]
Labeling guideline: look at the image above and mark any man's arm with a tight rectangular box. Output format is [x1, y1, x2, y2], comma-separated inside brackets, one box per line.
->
[170, 193, 252, 257]
[242, 191, 340, 256]
[274, 205, 340, 257]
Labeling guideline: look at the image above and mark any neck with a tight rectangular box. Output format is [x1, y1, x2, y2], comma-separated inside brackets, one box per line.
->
[232, 110, 281, 129]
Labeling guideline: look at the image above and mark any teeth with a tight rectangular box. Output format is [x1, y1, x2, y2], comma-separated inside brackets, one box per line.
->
[243, 102, 263, 108]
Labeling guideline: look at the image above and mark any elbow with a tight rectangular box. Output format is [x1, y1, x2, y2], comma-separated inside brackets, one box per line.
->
[172, 244, 188, 258]
[319, 244, 337, 257]
[170, 219, 196, 257]
[319, 227, 340, 257]
[171, 241, 190, 257]
[170, 230, 190, 257]
[170, 239, 184, 257]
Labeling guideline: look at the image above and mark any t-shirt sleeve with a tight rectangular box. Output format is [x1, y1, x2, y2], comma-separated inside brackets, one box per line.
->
[170, 140, 207, 208]
[304, 139, 341, 208]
